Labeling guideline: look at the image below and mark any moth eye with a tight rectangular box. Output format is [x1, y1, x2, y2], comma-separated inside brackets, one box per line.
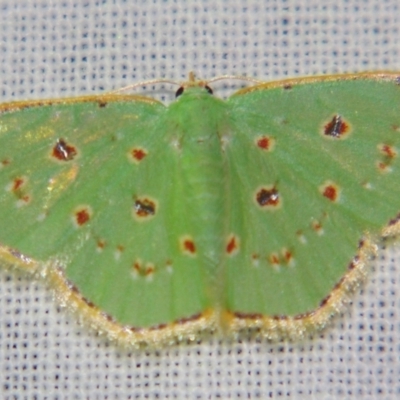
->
[205, 85, 213, 95]
[175, 86, 184, 97]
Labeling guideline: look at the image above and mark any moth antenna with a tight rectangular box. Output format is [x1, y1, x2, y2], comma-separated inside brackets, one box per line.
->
[111, 73, 263, 94]
[206, 75, 263, 85]
[114, 72, 206, 93]
[110, 78, 180, 94]
[183, 72, 263, 89]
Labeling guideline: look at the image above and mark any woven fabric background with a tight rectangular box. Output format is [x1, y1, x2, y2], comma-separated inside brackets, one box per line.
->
[1, 1, 400, 398]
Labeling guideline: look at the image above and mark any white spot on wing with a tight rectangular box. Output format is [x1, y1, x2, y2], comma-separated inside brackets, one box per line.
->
[296, 232, 307, 244]
[16, 199, 28, 208]
[220, 134, 230, 151]
[37, 213, 46, 222]
[251, 255, 260, 267]
[170, 138, 181, 151]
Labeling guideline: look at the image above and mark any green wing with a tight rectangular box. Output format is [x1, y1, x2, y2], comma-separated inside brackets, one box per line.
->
[223, 74, 400, 329]
[0, 94, 213, 336]
[2, 74, 400, 346]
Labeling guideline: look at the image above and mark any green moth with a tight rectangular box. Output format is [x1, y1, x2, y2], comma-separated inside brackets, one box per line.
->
[1, 72, 400, 347]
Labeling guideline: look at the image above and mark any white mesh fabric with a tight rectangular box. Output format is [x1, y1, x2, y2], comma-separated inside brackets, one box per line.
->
[0, 1, 399, 398]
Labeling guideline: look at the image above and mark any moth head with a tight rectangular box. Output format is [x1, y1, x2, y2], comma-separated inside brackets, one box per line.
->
[175, 72, 213, 97]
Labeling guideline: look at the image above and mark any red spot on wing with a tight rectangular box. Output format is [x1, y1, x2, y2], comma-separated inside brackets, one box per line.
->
[312, 220, 323, 234]
[134, 197, 156, 219]
[20, 195, 30, 204]
[268, 248, 294, 267]
[133, 261, 142, 274]
[226, 235, 240, 255]
[323, 115, 350, 138]
[391, 124, 400, 132]
[97, 240, 106, 250]
[130, 147, 148, 163]
[377, 162, 391, 172]
[380, 144, 397, 158]
[378, 144, 397, 171]
[132, 260, 156, 278]
[184, 240, 196, 254]
[256, 186, 280, 208]
[179, 236, 197, 256]
[323, 185, 337, 201]
[12, 177, 25, 191]
[256, 136, 274, 151]
[52, 139, 77, 161]
[8, 177, 30, 204]
[145, 264, 155, 276]
[74, 207, 91, 226]
[320, 181, 340, 202]
[269, 253, 280, 265]
[283, 249, 293, 264]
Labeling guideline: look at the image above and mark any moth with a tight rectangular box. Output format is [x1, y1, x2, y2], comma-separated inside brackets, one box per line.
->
[1, 72, 399, 347]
